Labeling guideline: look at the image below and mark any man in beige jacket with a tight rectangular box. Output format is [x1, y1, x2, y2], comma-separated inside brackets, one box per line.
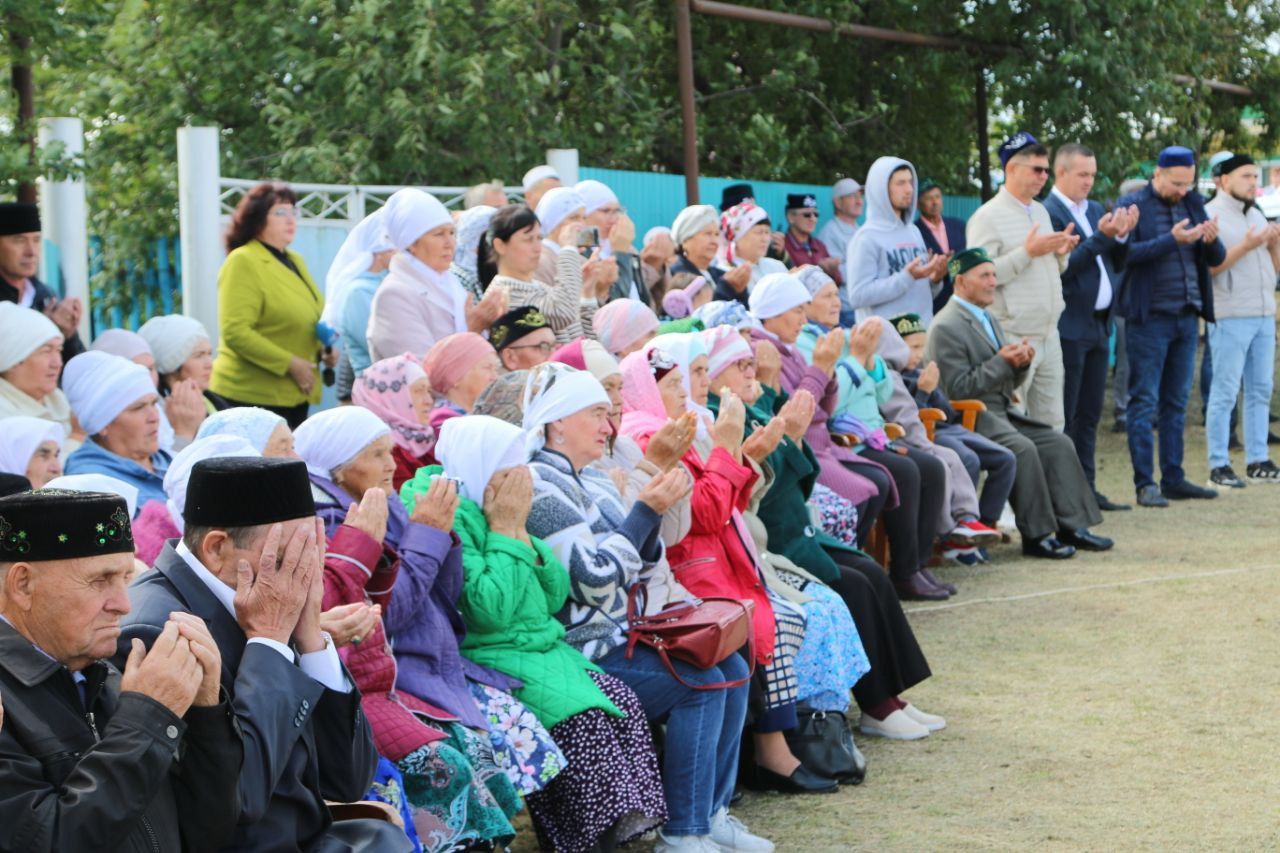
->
[966, 132, 1079, 429]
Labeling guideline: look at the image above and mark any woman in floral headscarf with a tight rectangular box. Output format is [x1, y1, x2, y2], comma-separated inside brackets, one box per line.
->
[351, 353, 438, 489]
[710, 201, 788, 305]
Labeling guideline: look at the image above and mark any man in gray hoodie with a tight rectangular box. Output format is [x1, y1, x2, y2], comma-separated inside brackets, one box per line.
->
[845, 156, 949, 325]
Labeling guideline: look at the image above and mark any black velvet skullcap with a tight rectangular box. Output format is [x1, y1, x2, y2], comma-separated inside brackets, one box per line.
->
[0, 202, 40, 237]
[0, 473, 32, 498]
[184, 457, 315, 528]
[0, 489, 133, 561]
[489, 305, 550, 351]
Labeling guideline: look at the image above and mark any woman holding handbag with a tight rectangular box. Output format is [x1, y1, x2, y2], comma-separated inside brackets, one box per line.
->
[521, 362, 773, 853]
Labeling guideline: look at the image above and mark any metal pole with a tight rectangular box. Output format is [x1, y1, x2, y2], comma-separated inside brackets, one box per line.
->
[675, 0, 700, 204]
[38, 117, 90, 341]
[975, 66, 991, 201]
[547, 148, 580, 185]
[177, 127, 224, 347]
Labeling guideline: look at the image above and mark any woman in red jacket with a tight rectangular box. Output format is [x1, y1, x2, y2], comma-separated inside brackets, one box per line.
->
[619, 344, 837, 794]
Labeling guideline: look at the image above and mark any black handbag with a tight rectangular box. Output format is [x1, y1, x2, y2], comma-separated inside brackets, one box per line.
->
[783, 708, 866, 785]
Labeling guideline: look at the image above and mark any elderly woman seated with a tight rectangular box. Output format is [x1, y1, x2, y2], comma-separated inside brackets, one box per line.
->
[421, 332, 499, 432]
[196, 405, 296, 457]
[0, 415, 64, 488]
[92, 329, 188, 451]
[669, 204, 726, 296]
[711, 201, 789, 304]
[138, 314, 229, 418]
[591, 298, 660, 358]
[62, 351, 171, 511]
[521, 362, 772, 853]
[0, 302, 77, 448]
[295, 407, 568, 846]
[420, 415, 666, 853]
[351, 354, 440, 490]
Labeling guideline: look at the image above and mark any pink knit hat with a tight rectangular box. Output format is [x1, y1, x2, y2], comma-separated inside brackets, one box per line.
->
[702, 326, 754, 380]
[422, 332, 496, 395]
[591, 299, 659, 356]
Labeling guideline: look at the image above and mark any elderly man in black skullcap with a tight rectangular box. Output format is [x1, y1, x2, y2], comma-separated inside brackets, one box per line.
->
[0, 488, 240, 851]
[120, 456, 407, 853]
[0, 202, 85, 365]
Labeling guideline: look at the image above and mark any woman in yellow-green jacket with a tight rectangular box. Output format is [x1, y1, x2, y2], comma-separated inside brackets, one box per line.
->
[210, 181, 330, 428]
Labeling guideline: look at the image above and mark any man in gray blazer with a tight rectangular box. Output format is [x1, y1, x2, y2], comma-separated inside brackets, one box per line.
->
[119, 457, 410, 853]
[924, 248, 1112, 559]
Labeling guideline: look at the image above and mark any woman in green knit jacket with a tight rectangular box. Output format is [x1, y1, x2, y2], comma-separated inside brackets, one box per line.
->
[418, 413, 668, 853]
[210, 181, 331, 428]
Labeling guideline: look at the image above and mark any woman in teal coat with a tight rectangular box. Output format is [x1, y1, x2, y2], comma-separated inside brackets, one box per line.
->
[424, 414, 667, 853]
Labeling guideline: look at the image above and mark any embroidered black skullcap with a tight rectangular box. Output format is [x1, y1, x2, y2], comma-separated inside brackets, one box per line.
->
[0, 473, 31, 499]
[0, 489, 133, 561]
[1213, 153, 1255, 178]
[720, 183, 755, 212]
[786, 193, 818, 211]
[489, 305, 550, 351]
[184, 457, 315, 528]
[0, 202, 40, 237]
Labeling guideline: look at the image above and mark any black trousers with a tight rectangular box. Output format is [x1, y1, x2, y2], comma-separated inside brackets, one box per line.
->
[1061, 323, 1111, 488]
[853, 447, 946, 581]
[822, 547, 931, 710]
[218, 396, 311, 430]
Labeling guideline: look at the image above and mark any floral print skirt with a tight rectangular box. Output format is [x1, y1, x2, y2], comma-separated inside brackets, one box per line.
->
[776, 567, 871, 713]
[468, 680, 567, 796]
[397, 731, 516, 853]
[809, 482, 860, 547]
[525, 671, 666, 853]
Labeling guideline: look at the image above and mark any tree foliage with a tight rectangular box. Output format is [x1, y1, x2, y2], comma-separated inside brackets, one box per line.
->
[6, 0, 1280, 310]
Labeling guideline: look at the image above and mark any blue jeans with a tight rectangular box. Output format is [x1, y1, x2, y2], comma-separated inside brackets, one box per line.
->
[1206, 316, 1277, 468]
[598, 645, 749, 836]
[1125, 311, 1199, 489]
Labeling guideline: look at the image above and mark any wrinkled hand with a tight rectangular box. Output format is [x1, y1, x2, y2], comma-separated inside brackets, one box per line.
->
[287, 357, 316, 395]
[1200, 216, 1221, 244]
[712, 391, 746, 458]
[636, 467, 692, 515]
[1171, 218, 1203, 245]
[848, 319, 881, 365]
[557, 220, 586, 249]
[779, 389, 816, 442]
[344, 488, 388, 545]
[320, 602, 381, 648]
[641, 234, 675, 269]
[723, 262, 752, 294]
[484, 466, 534, 542]
[753, 339, 781, 389]
[43, 295, 82, 338]
[917, 360, 941, 394]
[165, 379, 207, 439]
[412, 475, 461, 532]
[167, 612, 222, 707]
[233, 522, 315, 645]
[610, 214, 637, 254]
[810, 328, 845, 375]
[607, 466, 629, 495]
[644, 411, 697, 471]
[742, 415, 786, 463]
[466, 288, 507, 333]
[120, 621, 203, 718]
[290, 518, 328, 654]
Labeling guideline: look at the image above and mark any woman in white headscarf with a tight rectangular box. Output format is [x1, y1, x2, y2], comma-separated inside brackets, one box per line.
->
[366, 189, 506, 362]
[62, 351, 170, 512]
[94, 327, 198, 452]
[137, 314, 227, 440]
[522, 362, 770, 852]
[326, 207, 395, 399]
[669, 204, 726, 296]
[450, 204, 496, 303]
[0, 302, 77, 447]
[0, 415, 64, 488]
[196, 406, 295, 458]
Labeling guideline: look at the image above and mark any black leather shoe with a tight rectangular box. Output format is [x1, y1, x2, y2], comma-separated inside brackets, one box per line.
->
[1136, 484, 1169, 508]
[894, 572, 950, 601]
[920, 568, 957, 595]
[1021, 534, 1076, 559]
[752, 764, 839, 794]
[1094, 491, 1131, 512]
[1161, 479, 1218, 500]
[1058, 528, 1114, 552]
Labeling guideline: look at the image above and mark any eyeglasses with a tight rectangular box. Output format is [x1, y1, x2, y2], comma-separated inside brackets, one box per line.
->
[734, 358, 757, 372]
[795, 211, 819, 218]
[505, 341, 555, 354]
[270, 207, 300, 219]
[599, 206, 627, 216]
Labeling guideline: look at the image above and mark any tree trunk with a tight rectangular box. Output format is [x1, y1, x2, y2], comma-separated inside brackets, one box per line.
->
[9, 15, 36, 204]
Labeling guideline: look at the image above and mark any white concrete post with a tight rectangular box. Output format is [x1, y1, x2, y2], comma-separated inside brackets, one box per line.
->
[37, 117, 90, 342]
[547, 148, 580, 185]
[177, 126, 224, 347]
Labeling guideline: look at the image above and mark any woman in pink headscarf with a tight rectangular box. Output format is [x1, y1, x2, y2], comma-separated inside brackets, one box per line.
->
[590, 298, 659, 358]
[421, 332, 499, 432]
[351, 353, 437, 490]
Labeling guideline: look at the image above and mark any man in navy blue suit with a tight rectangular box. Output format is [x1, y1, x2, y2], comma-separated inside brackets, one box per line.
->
[1045, 144, 1140, 512]
[915, 178, 967, 314]
[1115, 146, 1227, 508]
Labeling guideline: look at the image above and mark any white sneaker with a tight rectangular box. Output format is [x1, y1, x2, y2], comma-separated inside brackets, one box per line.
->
[859, 708, 929, 740]
[901, 703, 947, 732]
[656, 830, 720, 852]
[709, 808, 775, 852]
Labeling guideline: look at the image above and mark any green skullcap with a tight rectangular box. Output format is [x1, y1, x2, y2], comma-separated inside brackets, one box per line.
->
[948, 247, 992, 278]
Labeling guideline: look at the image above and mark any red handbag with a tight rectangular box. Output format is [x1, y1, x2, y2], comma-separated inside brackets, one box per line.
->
[624, 583, 756, 690]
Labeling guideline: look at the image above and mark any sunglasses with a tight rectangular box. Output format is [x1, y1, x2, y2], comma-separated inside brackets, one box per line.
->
[1019, 165, 1051, 176]
[795, 211, 819, 219]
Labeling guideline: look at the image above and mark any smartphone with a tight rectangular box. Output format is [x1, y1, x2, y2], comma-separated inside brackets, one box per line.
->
[577, 226, 600, 249]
